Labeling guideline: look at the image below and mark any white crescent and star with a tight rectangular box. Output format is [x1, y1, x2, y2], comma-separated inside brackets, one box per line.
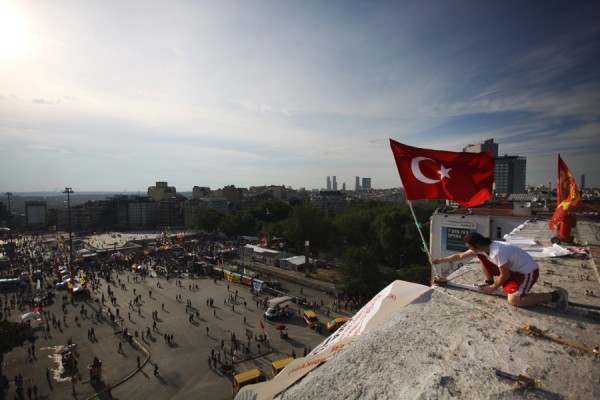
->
[411, 157, 452, 184]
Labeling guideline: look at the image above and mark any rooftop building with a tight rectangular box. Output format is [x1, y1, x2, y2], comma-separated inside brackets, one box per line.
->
[464, 138, 527, 197]
[242, 216, 600, 399]
[148, 181, 176, 201]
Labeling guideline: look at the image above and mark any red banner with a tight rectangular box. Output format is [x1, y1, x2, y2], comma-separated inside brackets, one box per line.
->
[549, 155, 581, 230]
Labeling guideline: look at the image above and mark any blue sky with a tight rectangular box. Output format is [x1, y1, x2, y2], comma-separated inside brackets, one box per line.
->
[1, 0, 599, 193]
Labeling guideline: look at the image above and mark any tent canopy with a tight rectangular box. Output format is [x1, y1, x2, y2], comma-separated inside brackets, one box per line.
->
[21, 311, 41, 321]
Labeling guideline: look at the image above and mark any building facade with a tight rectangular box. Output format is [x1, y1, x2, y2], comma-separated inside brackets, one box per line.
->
[464, 138, 526, 197]
[192, 186, 211, 198]
[25, 201, 46, 227]
[148, 181, 176, 201]
[128, 199, 159, 227]
[494, 156, 527, 196]
[463, 138, 499, 157]
[223, 185, 243, 210]
[361, 178, 371, 190]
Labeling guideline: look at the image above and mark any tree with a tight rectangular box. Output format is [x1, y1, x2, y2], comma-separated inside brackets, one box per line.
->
[395, 264, 431, 285]
[333, 203, 384, 248]
[219, 211, 258, 237]
[190, 207, 223, 232]
[372, 203, 438, 267]
[281, 205, 333, 253]
[262, 220, 286, 243]
[0, 320, 37, 398]
[338, 247, 388, 298]
[249, 201, 291, 224]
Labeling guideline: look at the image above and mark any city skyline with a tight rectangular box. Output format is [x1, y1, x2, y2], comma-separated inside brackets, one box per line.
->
[1, 1, 599, 192]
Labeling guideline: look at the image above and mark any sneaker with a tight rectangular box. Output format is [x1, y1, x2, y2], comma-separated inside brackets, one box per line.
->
[554, 288, 569, 312]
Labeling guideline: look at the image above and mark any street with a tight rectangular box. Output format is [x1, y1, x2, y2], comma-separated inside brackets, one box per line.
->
[3, 259, 343, 400]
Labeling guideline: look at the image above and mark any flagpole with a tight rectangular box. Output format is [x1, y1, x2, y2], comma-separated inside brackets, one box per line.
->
[406, 200, 440, 278]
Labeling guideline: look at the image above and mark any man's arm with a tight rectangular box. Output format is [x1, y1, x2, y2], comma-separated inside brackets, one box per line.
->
[431, 249, 476, 265]
[481, 265, 510, 293]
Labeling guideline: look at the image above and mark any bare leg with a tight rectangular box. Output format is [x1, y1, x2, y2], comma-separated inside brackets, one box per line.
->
[507, 292, 552, 308]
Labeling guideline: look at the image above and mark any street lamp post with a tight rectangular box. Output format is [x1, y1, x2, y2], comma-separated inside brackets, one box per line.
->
[304, 240, 310, 277]
[4, 192, 14, 261]
[63, 188, 74, 272]
[4, 192, 12, 243]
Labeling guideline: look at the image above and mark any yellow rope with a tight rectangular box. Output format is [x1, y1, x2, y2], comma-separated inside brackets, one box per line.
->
[520, 325, 598, 357]
[433, 286, 598, 357]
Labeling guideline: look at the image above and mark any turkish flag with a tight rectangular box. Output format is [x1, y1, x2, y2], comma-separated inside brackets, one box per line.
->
[549, 155, 581, 230]
[390, 139, 494, 207]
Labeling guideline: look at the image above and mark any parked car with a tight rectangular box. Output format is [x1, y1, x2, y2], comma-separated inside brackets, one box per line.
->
[303, 310, 320, 328]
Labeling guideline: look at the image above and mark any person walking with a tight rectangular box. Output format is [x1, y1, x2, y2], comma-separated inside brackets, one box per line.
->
[154, 364, 159, 376]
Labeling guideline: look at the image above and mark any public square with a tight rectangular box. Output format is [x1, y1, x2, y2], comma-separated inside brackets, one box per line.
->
[3, 247, 344, 400]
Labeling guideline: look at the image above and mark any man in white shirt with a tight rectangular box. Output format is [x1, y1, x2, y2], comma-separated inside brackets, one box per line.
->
[431, 233, 568, 311]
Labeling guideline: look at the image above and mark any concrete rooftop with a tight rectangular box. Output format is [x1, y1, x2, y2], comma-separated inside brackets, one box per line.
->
[261, 218, 600, 400]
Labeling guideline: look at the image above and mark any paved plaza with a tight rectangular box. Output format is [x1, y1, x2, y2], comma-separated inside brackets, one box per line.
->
[3, 263, 342, 400]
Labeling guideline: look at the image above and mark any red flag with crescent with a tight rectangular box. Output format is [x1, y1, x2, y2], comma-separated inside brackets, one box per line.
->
[549, 155, 581, 230]
[390, 139, 494, 207]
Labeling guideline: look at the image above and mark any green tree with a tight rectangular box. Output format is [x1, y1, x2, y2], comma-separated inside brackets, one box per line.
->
[219, 211, 258, 237]
[338, 247, 388, 297]
[262, 220, 286, 243]
[190, 207, 223, 232]
[371, 203, 438, 267]
[281, 205, 333, 253]
[0, 320, 37, 398]
[333, 202, 385, 248]
[395, 264, 431, 285]
[249, 201, 292, 225]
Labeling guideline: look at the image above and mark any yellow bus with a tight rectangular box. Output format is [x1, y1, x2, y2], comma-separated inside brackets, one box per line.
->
[233, 368, 267, 394]
[271, 357, 294, 378]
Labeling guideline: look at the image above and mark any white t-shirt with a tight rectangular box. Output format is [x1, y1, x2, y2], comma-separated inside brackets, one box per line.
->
[486, 241, 538, 274]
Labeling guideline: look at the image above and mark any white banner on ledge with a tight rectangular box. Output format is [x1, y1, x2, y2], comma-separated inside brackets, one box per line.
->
[235, 280, 432, 400]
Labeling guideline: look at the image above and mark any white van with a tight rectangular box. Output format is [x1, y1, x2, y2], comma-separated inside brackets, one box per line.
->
[264, 296, 294, 319]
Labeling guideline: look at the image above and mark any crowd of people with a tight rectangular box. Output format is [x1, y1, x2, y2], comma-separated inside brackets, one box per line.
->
[1, 231, 361, 399]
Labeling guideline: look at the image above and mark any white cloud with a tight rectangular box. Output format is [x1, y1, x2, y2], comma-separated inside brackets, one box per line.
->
[0, 0, 598, 191]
